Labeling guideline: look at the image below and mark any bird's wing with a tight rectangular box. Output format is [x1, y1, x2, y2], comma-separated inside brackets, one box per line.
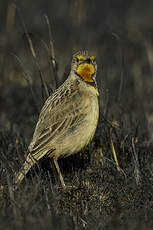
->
[29, 79, 86, 158]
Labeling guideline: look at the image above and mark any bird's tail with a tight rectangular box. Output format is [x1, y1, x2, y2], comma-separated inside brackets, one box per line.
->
[13, 153, 36, 189]
[13, 148, 56, 190]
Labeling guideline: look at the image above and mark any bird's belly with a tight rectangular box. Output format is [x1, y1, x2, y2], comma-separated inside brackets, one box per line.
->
[54, 97, 99, 158]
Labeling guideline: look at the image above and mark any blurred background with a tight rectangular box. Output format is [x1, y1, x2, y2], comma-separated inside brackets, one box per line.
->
[1, 1, 153, 229]
[0, 0, 153, 142]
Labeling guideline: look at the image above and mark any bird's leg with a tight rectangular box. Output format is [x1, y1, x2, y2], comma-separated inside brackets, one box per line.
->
[49, 160, 58, 184]
[53, 158, 66, 188]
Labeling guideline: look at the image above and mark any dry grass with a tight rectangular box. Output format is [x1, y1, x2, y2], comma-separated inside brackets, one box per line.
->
[1, 1, 153, 229]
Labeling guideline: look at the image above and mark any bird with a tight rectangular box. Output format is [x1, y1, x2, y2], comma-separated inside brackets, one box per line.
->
[13, 51, 99, 189]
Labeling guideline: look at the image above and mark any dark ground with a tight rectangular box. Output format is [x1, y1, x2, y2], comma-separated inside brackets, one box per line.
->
[1, 0, 153, 229]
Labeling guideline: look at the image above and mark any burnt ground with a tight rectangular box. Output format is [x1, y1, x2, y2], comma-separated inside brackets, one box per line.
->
[1, 0, 153, 229]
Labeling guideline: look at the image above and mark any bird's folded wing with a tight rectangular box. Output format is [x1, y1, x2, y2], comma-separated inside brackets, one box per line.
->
[29, 103, 86, 159]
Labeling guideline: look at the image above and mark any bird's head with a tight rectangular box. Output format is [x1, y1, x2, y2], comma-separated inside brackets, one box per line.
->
[71, 51, 97, 84]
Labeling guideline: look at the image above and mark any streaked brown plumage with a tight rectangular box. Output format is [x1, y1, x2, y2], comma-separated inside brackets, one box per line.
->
[14, 51, 99, 188]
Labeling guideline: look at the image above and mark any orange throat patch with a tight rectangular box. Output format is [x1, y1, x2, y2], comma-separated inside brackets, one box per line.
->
[76, 63, 95, 82]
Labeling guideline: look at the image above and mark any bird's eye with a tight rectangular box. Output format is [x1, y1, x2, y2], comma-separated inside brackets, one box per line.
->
[76, 57, 79, 62]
